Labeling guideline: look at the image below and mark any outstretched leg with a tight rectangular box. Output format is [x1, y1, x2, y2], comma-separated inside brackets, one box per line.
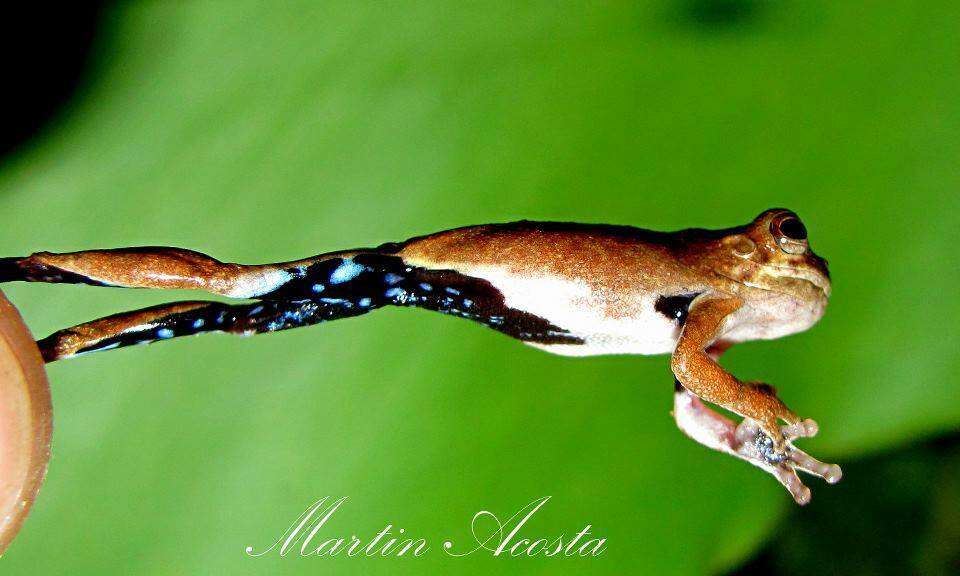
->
[9, 247, 583, 361]
[37, 297, 380, 362]
[0, 247, 359, 299]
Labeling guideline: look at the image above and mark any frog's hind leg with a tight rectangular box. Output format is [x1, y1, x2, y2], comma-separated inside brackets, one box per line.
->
[22, 247, 583, 361]
[0, 248, 300, 298]
[37, 297, 377, 362]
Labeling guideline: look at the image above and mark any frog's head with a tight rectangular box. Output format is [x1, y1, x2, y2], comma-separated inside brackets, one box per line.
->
[713, 208, 831, 300]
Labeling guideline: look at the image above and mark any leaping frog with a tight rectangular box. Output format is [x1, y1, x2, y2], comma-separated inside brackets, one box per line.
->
[0, 208, 841, 503]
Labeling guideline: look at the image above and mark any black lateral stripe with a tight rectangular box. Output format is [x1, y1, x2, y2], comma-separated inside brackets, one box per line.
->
[262, 252, 583, 346]
[654, 293, 702, 326]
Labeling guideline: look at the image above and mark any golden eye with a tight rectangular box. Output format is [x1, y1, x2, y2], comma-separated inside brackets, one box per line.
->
[779, 217, 807, 240]
[770, 215, 808, 255]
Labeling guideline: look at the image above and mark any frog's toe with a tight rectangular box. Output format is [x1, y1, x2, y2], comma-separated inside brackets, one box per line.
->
[769, 464, 812, 505]
[787, 445, 843, 484]
[778, 419, 840, 483]
[767, 443, 841, 504]
[783, 418, 819, 439]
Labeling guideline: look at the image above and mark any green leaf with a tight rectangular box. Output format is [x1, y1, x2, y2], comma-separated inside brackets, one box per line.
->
[0, 2, 956, 574]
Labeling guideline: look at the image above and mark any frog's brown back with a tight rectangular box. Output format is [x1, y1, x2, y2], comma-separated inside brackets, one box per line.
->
[395, 220, 700, 294]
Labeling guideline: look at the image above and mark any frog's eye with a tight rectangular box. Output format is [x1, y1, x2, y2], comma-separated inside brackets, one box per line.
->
[769, 214, 808, 255]
[778, 217, 807, 240]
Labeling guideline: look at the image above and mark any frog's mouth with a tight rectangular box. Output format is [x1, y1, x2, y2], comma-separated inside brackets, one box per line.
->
[719, 256, 832, 299]
[759, 261, 832, 298]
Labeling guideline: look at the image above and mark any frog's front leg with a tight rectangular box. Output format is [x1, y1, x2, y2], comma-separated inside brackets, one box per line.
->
[669, 296, 841, 504]
[671, 297, 799, 451]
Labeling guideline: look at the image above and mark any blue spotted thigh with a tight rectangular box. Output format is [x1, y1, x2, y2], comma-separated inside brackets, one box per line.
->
[260, 253, 580, 344]
[70, 298, 374, 356]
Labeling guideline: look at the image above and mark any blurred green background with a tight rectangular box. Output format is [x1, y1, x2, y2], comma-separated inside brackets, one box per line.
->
[1, 1, 958, 574]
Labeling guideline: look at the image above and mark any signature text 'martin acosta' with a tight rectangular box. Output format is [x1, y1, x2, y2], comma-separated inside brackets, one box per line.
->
[245, 496, 606, 559]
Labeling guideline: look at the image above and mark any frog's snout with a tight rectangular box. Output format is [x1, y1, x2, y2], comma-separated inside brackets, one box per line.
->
[804, 253, 832, 297]
[810, 253, 830, 281]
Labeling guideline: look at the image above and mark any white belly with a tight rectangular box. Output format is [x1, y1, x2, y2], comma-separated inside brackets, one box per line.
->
[464, 266, 680, 357]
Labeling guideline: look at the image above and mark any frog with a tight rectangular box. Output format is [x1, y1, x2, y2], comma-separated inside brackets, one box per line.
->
[0, 207, 841, 504]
